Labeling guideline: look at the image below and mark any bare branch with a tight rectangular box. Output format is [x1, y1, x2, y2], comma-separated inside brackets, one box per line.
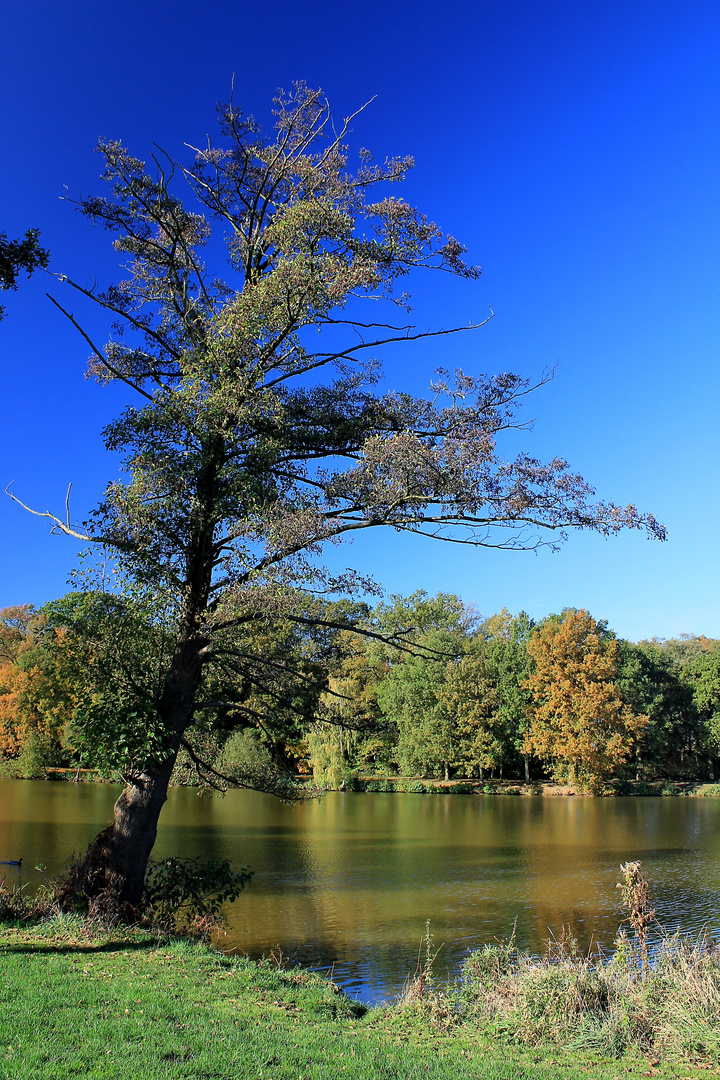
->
[5, 482, 93, 542]
[54, 274, 182, 362]
[46, 294, 154, 400]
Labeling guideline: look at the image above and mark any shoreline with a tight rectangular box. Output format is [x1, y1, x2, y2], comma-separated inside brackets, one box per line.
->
[2, 769, 719, 797]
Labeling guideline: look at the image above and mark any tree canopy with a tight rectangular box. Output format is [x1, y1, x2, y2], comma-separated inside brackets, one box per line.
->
[9, 84, 665, 915]
[525, 610, 647, 789]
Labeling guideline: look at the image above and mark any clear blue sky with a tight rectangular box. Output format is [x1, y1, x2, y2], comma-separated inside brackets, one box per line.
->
[1, 0, 718, 642]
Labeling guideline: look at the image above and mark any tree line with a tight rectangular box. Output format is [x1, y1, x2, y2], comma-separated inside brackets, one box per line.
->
[2, 592, 718, 792]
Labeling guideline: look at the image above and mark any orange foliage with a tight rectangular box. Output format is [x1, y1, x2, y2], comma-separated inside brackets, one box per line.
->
[0, 607, 79, 760]
[525, 609, 646, 789]
[0, 662, 32, 754]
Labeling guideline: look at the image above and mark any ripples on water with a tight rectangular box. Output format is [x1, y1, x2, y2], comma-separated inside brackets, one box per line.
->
[1, 781, 719, 1004]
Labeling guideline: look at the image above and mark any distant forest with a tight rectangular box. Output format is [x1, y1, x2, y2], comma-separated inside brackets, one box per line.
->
[1, 593, 718, 792]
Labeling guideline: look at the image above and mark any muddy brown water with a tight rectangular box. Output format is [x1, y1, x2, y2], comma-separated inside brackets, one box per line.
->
[1, 779, 719, 1003]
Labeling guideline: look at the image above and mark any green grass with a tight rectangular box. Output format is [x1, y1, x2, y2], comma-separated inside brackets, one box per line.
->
[0, 918, 713, 1080]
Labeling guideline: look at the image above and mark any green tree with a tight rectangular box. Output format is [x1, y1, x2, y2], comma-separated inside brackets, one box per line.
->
[616, 640, 698, 780]
[480, 610, 536, 780]
[10, 85, 664, 914]
[439, 639, 501, 780]
[306, 619, 391, 785]
[684, 646, 720, 775]
[370, 592, 476, 778]
[377, 628, 462, 779]
[0, 229, 49, 319]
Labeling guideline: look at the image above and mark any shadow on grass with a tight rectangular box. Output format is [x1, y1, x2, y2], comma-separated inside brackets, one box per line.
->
[0, 936, 159, 956]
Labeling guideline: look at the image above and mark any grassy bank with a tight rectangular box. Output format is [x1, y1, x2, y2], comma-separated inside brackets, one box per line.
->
[1, 918, 717, 1080]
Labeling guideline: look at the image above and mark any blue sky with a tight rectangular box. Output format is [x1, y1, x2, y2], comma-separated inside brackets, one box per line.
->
[1, 0, 718, 642]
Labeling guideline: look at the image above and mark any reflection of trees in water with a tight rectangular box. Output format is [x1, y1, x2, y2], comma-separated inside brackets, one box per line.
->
[214, 791, 720, 986]
[0, 780, 120, 883]
[517, 797, 720, 954]
[5, 783, 720, 1003]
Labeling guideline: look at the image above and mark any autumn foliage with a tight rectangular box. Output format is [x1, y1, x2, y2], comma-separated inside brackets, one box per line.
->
[0, 606, 37, 756]
[0, 606, 80, 768]
[524, 610, 646, 789]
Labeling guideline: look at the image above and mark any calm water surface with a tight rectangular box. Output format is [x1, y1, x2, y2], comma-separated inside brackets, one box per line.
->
[1, 779, 719, 1004]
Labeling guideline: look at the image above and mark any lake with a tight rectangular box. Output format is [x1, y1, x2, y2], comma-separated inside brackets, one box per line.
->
[1, 779, 719, 1004]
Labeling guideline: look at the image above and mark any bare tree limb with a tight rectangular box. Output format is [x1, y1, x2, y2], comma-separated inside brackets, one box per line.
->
[46, 293, 154, 400]
[5, 482, 92, 542]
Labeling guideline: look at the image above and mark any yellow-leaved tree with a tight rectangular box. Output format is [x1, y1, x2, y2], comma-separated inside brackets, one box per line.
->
[0, 605, 80, 774]
[525, 609, 645, 790]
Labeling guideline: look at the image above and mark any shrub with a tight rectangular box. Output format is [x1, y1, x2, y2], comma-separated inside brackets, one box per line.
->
[143, 857, 253, 936]
[220, 729, 273, 773]
[397, 779, 424, 793]
[365, 778, 394, 792]
[15, 731, 64, 779]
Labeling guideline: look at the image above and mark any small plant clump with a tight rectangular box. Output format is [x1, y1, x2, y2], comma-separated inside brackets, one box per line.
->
[615, 860, 655, 974]
[29, 854, 253, 938]
[0, 877, 55, 923]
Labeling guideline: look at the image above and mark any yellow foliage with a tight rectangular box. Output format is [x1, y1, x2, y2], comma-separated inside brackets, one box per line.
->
[0, 609, 81, 760]
[525, 610, 646, 789]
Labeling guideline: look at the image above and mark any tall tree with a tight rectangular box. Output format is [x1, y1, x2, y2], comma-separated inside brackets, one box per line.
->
[479, 610, 536, 780]
[616, 640, 698, 780]
[439, 639, 501, 780]
[683, 646, 720, 774]
[371, 592, 475, 778]
[0, 605, 74, 770]
[9, 85, 664, 915]
[377, 626, 465, 779]
[525, 610, 647, 789]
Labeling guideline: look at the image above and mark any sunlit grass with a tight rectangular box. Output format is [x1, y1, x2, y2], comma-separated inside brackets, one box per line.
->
[1, 918, 713, 1079]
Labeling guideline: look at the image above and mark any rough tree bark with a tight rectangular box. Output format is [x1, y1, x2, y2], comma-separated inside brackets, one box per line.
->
[63, 631, 207, 914]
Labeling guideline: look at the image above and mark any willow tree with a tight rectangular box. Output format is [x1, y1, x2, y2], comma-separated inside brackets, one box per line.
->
[9, 84, 664, 915]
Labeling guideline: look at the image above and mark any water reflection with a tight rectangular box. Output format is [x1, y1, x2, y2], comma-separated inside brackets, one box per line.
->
[1, 781, 719, 1004]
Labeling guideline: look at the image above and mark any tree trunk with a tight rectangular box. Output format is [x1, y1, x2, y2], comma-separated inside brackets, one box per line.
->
[60, 634, 204, 920]
[59, 756, 178, 919]
[443, 761, 449, 781]
[523, 755, 530, 783]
